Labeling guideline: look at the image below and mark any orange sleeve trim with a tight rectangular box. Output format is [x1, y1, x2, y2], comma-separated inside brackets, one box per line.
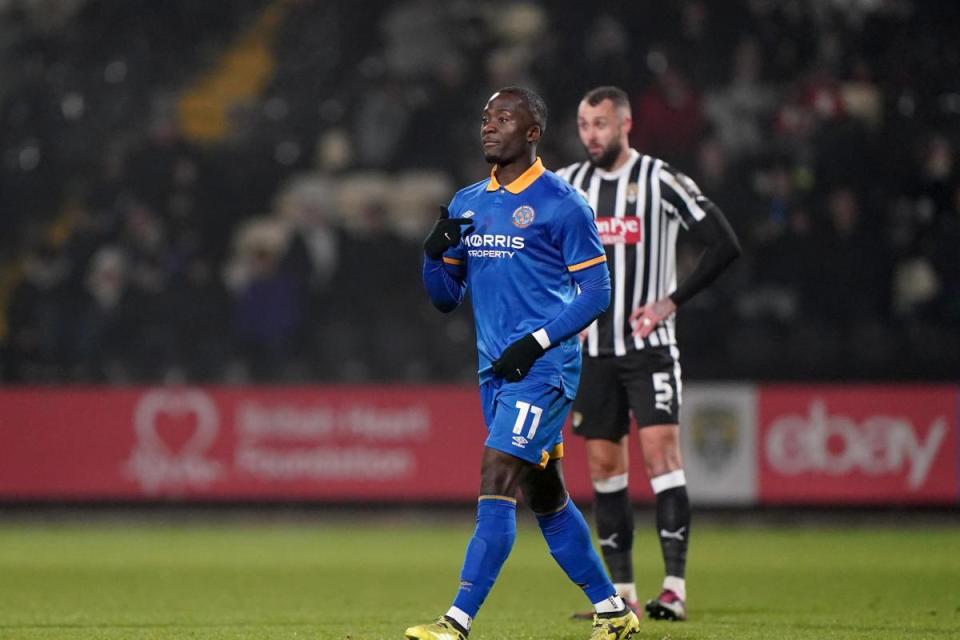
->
[442, 257, 464, 266]
[567, 255, 607, 272]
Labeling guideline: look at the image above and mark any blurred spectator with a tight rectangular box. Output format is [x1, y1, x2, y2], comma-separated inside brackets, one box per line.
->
[226, 218, 304, 381]
[631, 61, 705, 165]
[380, 0, 455, 81]
[5, 240, 72, 381]
[704, 37, 776, 160]
[749, 206, 819, 325]
[274, 174, 340, 290]
[812, 187, 892, 329]
[353, 73, 417, 170]
[75, 246, 130, 381]
[170, 256, 232, 382]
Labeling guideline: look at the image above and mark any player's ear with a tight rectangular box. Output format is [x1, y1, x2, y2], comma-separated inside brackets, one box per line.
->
[621, 113, 633, 136]
[528, 124, 542, 143]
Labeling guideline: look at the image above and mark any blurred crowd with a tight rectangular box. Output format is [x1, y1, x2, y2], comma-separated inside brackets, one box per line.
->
[1, 0, 958, 384]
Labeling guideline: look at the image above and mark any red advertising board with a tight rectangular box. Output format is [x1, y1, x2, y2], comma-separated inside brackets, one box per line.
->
[0, 386, 638, 502]
[758, 386, 958, 504]
[7, 385, 953, 504]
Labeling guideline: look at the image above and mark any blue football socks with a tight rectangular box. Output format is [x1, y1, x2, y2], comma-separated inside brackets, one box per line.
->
[452, 497, 517, 618]
[537, 498, 617, 604]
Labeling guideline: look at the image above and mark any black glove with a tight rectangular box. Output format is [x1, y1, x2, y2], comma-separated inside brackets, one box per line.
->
[423, 205, 474, 259]
[492, 334, 545, 382]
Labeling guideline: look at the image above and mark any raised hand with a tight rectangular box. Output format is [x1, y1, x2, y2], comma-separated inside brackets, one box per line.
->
[423, 205, 474, 259]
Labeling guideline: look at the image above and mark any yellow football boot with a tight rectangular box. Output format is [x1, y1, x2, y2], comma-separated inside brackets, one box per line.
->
[404, 616, 468, 640]
[589, 607, 641, 640]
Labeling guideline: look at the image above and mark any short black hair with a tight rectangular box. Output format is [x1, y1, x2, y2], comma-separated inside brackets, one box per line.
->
[497, 86, 548, 135]
[583, 86, 631, 113]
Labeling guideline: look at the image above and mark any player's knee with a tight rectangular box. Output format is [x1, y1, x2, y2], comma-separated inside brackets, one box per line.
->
[644, 450, 683, 479]
[479, 449, 526, 496]
[520, 462, 568, 514]
[641, 429, 682, 479]
[643, 450, 681, 479]
[587, 446, 626, 479]
[644, 458, 668, 479]
[527, 492, 567, 515]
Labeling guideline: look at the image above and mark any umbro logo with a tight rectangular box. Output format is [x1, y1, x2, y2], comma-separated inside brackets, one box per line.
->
[512, 435, 528, 448]
[462, 210, 475, 218]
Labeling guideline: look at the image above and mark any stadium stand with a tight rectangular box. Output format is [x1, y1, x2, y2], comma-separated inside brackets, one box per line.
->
[1, 0, 958, 384]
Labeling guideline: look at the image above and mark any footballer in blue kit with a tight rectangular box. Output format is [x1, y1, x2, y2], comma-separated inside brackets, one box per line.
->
[442, 156, 608, 466]
[407, 87, 641, 640]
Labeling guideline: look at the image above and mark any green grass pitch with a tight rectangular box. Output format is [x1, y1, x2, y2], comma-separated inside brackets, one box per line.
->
[0, 516, 957, 639]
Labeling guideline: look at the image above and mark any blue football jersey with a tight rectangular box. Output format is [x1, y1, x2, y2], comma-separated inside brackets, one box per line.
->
[441, 158, 606, 398]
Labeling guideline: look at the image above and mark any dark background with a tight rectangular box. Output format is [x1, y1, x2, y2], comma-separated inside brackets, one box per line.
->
[2, 0, 958, 386]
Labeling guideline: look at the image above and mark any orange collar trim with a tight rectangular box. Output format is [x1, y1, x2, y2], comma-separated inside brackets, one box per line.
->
[486, 157, 545, 194]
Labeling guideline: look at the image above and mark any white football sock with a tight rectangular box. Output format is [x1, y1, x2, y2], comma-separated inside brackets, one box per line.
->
[613, 582, 637, 603]
[663, 575, 686, 601]
[445, 606, 472, 631]
[594, 594, 626, 614]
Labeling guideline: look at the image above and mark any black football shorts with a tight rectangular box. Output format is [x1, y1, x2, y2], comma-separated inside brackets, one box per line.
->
[571, 346, 682, 441]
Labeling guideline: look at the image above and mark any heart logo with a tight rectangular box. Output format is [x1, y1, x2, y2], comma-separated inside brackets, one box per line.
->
[127, 389, 223, 493]
[134, 389, 218, 458]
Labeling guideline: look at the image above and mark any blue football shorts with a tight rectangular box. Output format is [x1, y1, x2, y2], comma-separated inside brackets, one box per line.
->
[479, 377, 570, 467]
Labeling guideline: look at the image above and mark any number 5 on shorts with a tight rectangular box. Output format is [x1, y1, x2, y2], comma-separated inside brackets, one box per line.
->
[653, 372, 673, 413]
[512, 401, 543, 439]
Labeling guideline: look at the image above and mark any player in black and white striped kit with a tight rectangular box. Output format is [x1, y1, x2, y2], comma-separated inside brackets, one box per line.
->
[558, 87, 740, 622]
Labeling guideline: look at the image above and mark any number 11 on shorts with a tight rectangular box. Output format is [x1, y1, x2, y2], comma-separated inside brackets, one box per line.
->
[513, 401, 543, 439]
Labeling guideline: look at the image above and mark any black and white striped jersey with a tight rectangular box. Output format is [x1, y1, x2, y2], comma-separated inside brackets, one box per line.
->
[556, 148, 710, 357]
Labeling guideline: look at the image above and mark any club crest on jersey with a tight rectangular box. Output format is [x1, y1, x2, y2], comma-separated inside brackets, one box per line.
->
[626, 183, 639, 204]
[512, 205, 535, 228]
